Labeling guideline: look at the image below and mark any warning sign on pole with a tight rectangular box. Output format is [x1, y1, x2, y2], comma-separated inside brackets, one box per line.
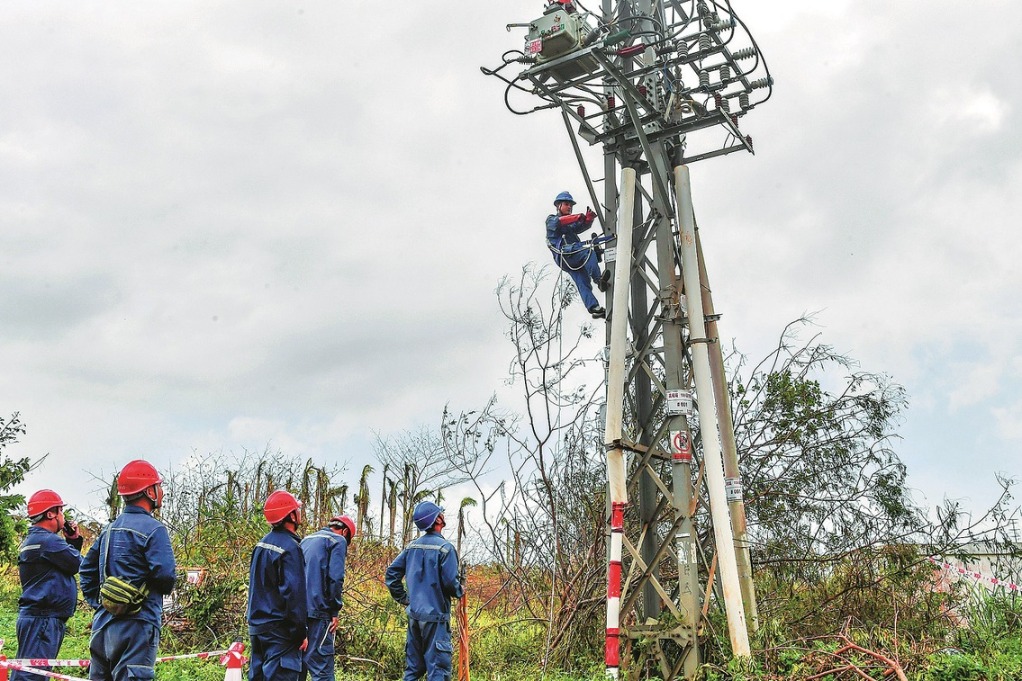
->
[670, 430, 692, 462]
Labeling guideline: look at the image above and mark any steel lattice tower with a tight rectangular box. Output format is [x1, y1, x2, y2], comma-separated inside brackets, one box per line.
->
[484, 1, 772, 678]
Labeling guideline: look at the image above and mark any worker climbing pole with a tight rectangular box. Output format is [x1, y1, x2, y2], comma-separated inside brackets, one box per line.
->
[483, 0, 773, 678]
[546, 190, 612, 318]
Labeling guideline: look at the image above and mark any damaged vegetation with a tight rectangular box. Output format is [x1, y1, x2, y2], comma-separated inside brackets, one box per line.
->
[2, 269, 1020, 679]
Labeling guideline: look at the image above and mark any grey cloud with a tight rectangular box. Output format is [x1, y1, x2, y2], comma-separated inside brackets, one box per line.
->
[2, 0, 1019, 513]
[0, 273, 119, 339]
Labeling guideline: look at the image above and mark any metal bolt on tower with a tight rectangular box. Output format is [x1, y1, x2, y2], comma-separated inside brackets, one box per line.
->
[483, 1, 773, 679]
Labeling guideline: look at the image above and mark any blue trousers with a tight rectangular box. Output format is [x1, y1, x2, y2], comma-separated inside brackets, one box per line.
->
[12, 615, 66, 681]
[301, 618, 335, 681]
[250, 629, 304, 681]
[553, 247, 602, 311]
[403, 619, 453, 681]
[88, 619, 159, 681]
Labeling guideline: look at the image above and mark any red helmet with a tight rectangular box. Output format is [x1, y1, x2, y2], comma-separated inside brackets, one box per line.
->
[263, 490, 302, 525]
[117, 460, 163, 496]
[27, 489, 64, 517]
[329, 514, 357, 538]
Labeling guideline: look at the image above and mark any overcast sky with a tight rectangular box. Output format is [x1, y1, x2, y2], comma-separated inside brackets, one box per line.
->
[2, 1, 1019, 526]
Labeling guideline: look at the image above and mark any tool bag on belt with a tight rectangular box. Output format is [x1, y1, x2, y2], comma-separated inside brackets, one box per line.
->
[101, 575, 150, 616]
[98, 528, 150, 616]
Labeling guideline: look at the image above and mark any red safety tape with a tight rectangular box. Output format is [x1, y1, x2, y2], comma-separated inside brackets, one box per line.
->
[0, 660, 89, 681]
[2, 659, 88, 669]
[2, 642, 244, 669]
[928, 555, 1022, 593]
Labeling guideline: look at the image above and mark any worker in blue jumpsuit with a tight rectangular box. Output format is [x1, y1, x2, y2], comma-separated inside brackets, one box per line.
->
[80, 459, 177, 681]
[13, 489, 83, 681]
[547, 190, 610, 318]
[248, 490, 309, 681]
[300, 514, 355, 681]
[386, 501, 464, 681]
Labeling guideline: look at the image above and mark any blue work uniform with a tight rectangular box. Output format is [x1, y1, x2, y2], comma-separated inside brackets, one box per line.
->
[546, 212, 603, 311]
[247, 527, 308, 681]
[385, 531, 464, 681]
[300, 528, 348, 681]
[80, 505, 177, 681]
[14, 525, 82, 681]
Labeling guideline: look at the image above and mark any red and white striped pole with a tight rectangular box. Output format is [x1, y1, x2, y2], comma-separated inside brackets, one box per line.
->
[605, 501, 626, 675]
[603, 166, 636, 679]
[220, 642, 246, 681]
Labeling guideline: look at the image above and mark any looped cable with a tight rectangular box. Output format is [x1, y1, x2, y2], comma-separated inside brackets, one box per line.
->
[547, 241, 598, 272]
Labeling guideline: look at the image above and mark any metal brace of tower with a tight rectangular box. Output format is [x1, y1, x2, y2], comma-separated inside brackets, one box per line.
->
[483, 1, 773, 678]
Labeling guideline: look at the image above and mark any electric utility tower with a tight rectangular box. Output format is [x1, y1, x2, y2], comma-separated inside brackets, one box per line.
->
[483, 1, 773, 679]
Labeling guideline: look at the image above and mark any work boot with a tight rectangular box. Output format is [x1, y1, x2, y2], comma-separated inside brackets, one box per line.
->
[597, 270, 611, 292]
[588, 305, 606, 319]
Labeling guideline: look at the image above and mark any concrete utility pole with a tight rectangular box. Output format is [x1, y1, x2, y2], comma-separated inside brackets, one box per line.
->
[696, 228, 759, 632]
[484, 1, 773, 678]
[676, 165, 749, 655]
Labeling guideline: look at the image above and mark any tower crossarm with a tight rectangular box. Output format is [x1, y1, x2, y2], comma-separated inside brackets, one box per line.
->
[482, 0, 773, 165]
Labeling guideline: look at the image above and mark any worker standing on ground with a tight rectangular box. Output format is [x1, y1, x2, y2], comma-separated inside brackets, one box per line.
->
[547, 190, 610, 318]
[80, 459, 177, 681]
[300, 514, 355, 681]
[385, 501, 464, 681]
[13, 490, 83, 681]
[248, 490, 309, 681]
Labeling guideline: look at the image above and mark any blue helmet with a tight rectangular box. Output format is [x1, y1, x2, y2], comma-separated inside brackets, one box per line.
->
[412, 501, 444, 531]
[553, 191, 576, 206]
